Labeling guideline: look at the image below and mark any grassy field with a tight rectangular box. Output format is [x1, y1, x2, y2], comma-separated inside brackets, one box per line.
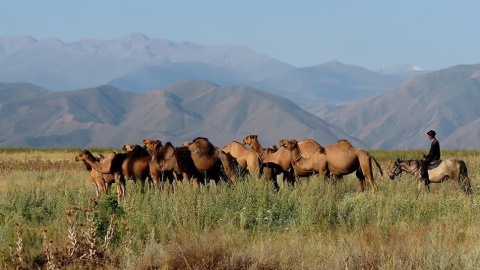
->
[0, 148, 480, 269]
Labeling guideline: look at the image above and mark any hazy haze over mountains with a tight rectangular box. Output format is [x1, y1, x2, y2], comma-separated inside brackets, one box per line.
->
[1, 33, 480, 150]
[0, 34, 292, 91]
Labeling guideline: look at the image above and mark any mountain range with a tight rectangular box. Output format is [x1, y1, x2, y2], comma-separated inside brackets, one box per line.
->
[0, 34, 422, 108]
[0, 81, 362, 148]
[1, 34, 479, 150]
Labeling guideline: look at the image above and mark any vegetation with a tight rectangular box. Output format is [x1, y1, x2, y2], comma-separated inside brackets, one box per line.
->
[0, 148, 479, 269]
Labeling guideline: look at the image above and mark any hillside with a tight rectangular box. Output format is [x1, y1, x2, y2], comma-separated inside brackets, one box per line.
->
[109, 60, 407, 110]
[0, 81, 361, 148]
[324, 64, 480, 149]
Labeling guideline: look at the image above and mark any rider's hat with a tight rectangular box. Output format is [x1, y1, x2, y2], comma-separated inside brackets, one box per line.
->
[427, 130, 436, 137]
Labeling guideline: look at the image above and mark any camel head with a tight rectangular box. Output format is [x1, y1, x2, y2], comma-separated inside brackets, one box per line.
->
[122, 144, 142, 152]
[181, 141, 193, 147]
[142, 138, 162, 152]
[267, 145, 278, 153]
[122, 144, 138, 152]
[278, 139, 298, 151]
[74, 149, 97, 162]
[242, 134, 258, 145]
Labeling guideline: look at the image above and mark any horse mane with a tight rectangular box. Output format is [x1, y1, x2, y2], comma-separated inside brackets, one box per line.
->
[397, 159, 421, 167]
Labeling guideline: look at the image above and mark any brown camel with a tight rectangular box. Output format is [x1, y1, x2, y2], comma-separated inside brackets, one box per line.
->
[243, 134, 287, 189]
[142, 138, 187, 189]
[221, 141, 261, 178]
[242, 135, 322, 188]
[185, 137, 236, 185]
[75, 144, 151, 199]
[74, 151, 115, 197]
[144, 138, 228, 187]
[279, 139, 383, 193]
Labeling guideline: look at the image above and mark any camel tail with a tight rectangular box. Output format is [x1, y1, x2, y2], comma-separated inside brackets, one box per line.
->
[368, 152, 383, 176]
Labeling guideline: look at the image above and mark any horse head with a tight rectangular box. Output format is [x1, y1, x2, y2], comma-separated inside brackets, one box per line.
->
[389, 158, 404, 180]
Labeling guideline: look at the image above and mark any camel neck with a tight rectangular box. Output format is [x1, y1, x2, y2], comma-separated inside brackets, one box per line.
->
[250, 140, 263, 154]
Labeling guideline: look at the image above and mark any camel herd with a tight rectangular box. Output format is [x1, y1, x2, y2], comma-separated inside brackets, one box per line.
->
[75, 135, 384, 199]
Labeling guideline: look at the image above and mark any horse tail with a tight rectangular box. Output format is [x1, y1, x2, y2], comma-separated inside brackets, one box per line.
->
[458, 160, 473, 194]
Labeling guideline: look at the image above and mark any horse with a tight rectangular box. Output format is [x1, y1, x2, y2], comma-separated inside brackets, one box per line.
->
[388, 158, 472, 194]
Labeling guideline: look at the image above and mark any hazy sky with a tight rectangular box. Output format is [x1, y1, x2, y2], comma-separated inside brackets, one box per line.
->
[1, 1, 479, 70]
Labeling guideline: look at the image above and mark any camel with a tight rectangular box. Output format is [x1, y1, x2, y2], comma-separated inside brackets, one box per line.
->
[144, 138, 231, 187]
[241, 135, 279, 180]
[75, 144, 151, 199]
[279, 139, 383, 193]
[142, 138, 187, 189]
[220, 141, 261, 178]
[186, 137, 236, 185]
[242, 135, 322, 188]
[74, 151, 115, 197]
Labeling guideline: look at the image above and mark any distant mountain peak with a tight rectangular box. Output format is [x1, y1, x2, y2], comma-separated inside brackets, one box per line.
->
[376, 64, 426, 74]
[122, 33, 150, 43]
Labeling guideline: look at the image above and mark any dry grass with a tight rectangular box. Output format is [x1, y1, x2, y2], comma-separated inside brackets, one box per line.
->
[0, 148, 479, 269]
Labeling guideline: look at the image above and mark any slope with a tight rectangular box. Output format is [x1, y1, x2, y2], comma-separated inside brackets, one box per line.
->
[324, 64, 480, 149]
[0, 81, 363, 148]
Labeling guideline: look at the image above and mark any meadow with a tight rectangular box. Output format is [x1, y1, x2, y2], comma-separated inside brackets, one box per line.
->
[1, 148, 480, 269]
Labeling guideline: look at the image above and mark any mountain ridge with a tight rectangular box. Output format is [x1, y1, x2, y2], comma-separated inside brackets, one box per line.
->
[0, 81, 362, 149]
[324, 64, 480, 149]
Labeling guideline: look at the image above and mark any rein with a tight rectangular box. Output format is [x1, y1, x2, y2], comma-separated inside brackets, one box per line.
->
[396, 160, 421, 176]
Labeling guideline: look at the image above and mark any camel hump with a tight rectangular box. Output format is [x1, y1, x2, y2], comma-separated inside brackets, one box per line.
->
[174, 146, 198, 175]
[192, 137, 210, 143]
[337, 139, 353, 146]
[189, 137, 216, 156]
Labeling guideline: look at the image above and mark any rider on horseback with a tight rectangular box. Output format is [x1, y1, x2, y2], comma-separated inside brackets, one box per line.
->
[421, 130, 440, 186]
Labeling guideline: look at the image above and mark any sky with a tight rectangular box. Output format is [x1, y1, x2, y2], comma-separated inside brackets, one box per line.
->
[1, 1, 479, 71]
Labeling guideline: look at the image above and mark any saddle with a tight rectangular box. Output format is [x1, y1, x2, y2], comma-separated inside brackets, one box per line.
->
[427, 159, 442, 170]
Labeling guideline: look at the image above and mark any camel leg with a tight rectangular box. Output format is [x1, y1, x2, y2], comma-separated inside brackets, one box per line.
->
[98, 178, 107, 194]
[91, 180, 101, 197]
[355, 168, 366, 192]
[115, 174, 126, 200]
[150, 169, 161, 191]
[285, 168, 296, 186]
[105, 179, 114, 193]
[217, 150, 236, 183]
[358, 155, 377, 193]
[94, 177, 107, 197]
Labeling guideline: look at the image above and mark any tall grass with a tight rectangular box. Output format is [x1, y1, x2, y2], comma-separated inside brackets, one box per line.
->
[0, 149, 479, 269]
